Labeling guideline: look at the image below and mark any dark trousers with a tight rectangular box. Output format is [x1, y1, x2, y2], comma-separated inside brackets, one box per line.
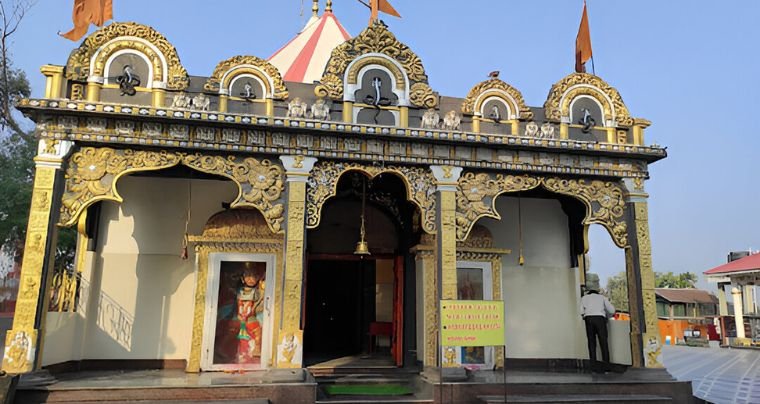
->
[584, 315, 610, 372]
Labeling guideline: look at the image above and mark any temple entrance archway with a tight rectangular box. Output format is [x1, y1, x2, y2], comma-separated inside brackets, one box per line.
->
[303, 171, 421, 368]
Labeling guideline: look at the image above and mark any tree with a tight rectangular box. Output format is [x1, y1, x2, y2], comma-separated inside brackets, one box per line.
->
[604, 271, 628, 311]
[655, 271, 698, 288]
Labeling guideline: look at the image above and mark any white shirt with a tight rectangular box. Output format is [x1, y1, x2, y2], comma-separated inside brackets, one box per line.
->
[580, 293, 615, 318]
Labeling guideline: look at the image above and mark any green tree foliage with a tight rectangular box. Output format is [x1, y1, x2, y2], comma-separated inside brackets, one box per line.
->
[604, 271, 628, 311]
[655, 271, 698, 288]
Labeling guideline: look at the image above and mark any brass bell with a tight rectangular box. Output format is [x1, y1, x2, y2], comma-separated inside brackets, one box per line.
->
[354, 240, 370, 255]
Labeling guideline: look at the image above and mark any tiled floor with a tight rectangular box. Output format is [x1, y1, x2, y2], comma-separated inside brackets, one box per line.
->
[662, 345, 760, 404]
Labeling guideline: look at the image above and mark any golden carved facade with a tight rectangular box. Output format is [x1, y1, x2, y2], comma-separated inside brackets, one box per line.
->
[305, 161, 438, 234]
[544, 73, 633, 127]
[462, 76, 533, 120]
[204, 55, 289, 99]
[455, 172, 628, 248]
[60, 147, 286, 233]
[316, 21, 437, 108]
[65, 22, 189, 90]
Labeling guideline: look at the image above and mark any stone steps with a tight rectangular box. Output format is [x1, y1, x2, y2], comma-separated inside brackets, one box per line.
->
[479, 394, 672, 403]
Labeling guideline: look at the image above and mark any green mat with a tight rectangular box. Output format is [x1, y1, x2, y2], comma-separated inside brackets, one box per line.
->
[324, 384, 413, 396]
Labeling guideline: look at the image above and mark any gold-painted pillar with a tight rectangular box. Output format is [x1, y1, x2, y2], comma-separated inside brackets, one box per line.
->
[152, 87, 166, 108]
[412, 236, 437, 367]
[40, 65, 64, 99]
[560, 123, 569, 139]
[510, 119, 519, 136]
[342, 101, 353, 123]
[472, 117, 481, 133]
[86, 77, 103, 103]
[400, 106, 409, 128]
[431, 166, 463, 300]
[2, 139, 72, 374]
[624, 195, 662, 368]
[266, 99, 274, 117]
[218, 95, 229, 113]
[632, 119, 651, 146]
[278, 155, 317, 368]
[606, 127, 616, 143]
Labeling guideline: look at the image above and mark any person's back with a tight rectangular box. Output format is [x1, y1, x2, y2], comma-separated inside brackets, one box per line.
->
[580, 290, 615, 373]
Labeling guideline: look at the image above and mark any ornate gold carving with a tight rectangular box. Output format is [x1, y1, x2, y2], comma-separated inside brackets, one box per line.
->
[455, 172, 628, 247]
[71, 83, 84, 101]
[204, 55, 288, 99]
[60, 147, 286, 234]
[440, 190, 458, 300]
[2, 329, 35, 374]
[346, 56, 406, 90]
[457, 224, 493, 249]
[282, 181, 307, 336]
[544, 73, 632, 127]
[413, 236, 438, 367]
[317, 21, 433, 107]
[409, 82, 438, 109]
[65, 22, 189, 90]
[462, 77, 533, 119]
[306, 161, 437, 234]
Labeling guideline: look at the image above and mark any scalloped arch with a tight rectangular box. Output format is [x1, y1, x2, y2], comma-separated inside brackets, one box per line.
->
[462, 77, 533, 120]
[315, 21, 436, 108]
[543, 73, 632, 127]
[65, 22, 188, 90]
[204, 55, 288, 99]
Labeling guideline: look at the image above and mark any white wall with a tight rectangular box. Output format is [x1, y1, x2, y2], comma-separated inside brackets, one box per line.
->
[44, 176, 238, 364]
[481, 197, 588, 359]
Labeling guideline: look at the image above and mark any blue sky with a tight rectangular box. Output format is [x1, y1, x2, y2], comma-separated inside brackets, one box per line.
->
[8, 0, 760, 287]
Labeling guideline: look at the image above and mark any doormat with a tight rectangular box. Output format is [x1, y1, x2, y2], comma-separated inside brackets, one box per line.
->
[324, 384, 413, 396]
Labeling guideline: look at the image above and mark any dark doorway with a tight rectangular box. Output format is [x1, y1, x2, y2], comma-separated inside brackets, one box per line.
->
[303, 259, 376, 366]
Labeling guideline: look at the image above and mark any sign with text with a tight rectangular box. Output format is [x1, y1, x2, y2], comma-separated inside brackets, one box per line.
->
[440, 300, 505, 347]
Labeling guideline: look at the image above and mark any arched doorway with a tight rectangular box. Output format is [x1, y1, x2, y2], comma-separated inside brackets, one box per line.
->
[303, 171, 421, 368]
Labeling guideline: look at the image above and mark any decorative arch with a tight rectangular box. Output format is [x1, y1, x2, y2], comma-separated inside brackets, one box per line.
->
[543, 73, 632, 127]
[60, 147, 285, 233]
[315, 21, 437, 108]
[204, 55, 288, 99]
[455, 172, 628, 248]
[462, 77, 533, 120]
[65, 22, 189, 90]
[344, 53, 411, 105]
[98, 44, 161, 86]
[306, 161, 437, 234]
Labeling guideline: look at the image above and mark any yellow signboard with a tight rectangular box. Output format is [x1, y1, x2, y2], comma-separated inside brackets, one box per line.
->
[440, 300, 505, 347]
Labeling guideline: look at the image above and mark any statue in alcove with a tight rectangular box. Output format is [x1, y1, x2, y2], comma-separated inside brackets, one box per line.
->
[240, 82, 256, 100]
[192, 93, 211, 111]
[524, 121, 539, 137]
[539, 122, 556, 139]
[116, 65, 140, 96]
[488, 104, 501, 122]
[578, 108, 596, 133]
[421, 108, 440, 129]
[442, 110, 462, 131]
[287, 97, 308, 119]
[310, 97, 330, 121]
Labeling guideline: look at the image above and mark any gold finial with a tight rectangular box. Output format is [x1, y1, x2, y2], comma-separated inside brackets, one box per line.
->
[312, 0, 319, 17]
[326, 0, 333, 12]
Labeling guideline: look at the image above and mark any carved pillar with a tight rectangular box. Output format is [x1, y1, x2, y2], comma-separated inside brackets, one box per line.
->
[40, 65, 64, 99]
[624, 196, 661, 368]
[717, 282, 729, 316]
[732, 286, 745, 339]
[2, 139, 72, 373]
[431, 166, 462, 300]
[412, 236, 437, 367]
[86, 76, 103, 102]
[279, 155, 317, 368]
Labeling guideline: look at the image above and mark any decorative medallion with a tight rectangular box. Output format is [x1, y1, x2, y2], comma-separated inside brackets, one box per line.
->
[306, 161, 437, 234]
[60, 147, 286, 234]
[462, 76, 533, 119]
[204, 55, 288, 99]
[65, 22, 189, 90]
[543, 73, 633, 127]
[456, 172, 628, 247]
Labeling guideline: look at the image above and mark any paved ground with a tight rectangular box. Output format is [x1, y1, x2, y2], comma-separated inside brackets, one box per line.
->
[662, 345, 760, 404]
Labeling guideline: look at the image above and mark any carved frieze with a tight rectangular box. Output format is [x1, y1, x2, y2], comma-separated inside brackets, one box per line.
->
[544, 73, 633, 127]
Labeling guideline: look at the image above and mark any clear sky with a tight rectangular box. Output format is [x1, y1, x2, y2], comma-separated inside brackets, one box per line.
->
[7, 0, 760, 288]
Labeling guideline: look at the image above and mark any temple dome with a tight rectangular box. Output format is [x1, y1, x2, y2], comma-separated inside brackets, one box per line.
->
[268, 9, 350, 84]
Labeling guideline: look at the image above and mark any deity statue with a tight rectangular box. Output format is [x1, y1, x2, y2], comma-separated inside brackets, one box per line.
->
[421, 108, 440, 129]
[539, 122, 556, 139]
[171, 92, 191, 109]
[488, 105, 501, 122]
[240, 82, 256, 99]
[524, 121, 539, 137]
[192, 93, 211, 111]
[311, 97, 330, 121]
[442, 110, 461, 131]
[287, 97, 308, 119]
[234, 265, 265, 363]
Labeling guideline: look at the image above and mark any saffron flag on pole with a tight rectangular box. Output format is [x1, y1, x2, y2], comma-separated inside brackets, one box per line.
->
[61, 0, 113, 41]
[369, 0, 401, 25]
[575, 1, 593, 73]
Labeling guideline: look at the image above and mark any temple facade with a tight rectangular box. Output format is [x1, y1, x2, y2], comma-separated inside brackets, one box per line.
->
[2, 3, 666, 375]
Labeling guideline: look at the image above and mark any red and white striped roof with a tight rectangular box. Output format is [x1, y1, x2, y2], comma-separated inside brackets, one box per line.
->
[268, 8, 351, 84]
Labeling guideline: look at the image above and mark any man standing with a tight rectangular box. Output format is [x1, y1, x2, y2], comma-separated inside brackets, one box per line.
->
[580, 289, 615, 373]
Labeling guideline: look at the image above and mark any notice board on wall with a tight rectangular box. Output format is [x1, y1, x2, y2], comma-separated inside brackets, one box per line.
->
[440, 300, 505, 347]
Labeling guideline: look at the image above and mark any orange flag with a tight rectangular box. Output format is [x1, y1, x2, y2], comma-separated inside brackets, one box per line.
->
[369, 0, 401, 25]
[575, 1, 593, 73]
[61, 0, 113, 41]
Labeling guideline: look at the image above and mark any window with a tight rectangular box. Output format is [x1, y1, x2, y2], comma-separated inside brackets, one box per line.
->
[672, 303, 686, 317]
[656, 301, 669, 317]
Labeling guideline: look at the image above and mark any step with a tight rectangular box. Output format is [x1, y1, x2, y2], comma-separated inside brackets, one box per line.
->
[317, 398, 433, 404]
[479, 394, 672, 404]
